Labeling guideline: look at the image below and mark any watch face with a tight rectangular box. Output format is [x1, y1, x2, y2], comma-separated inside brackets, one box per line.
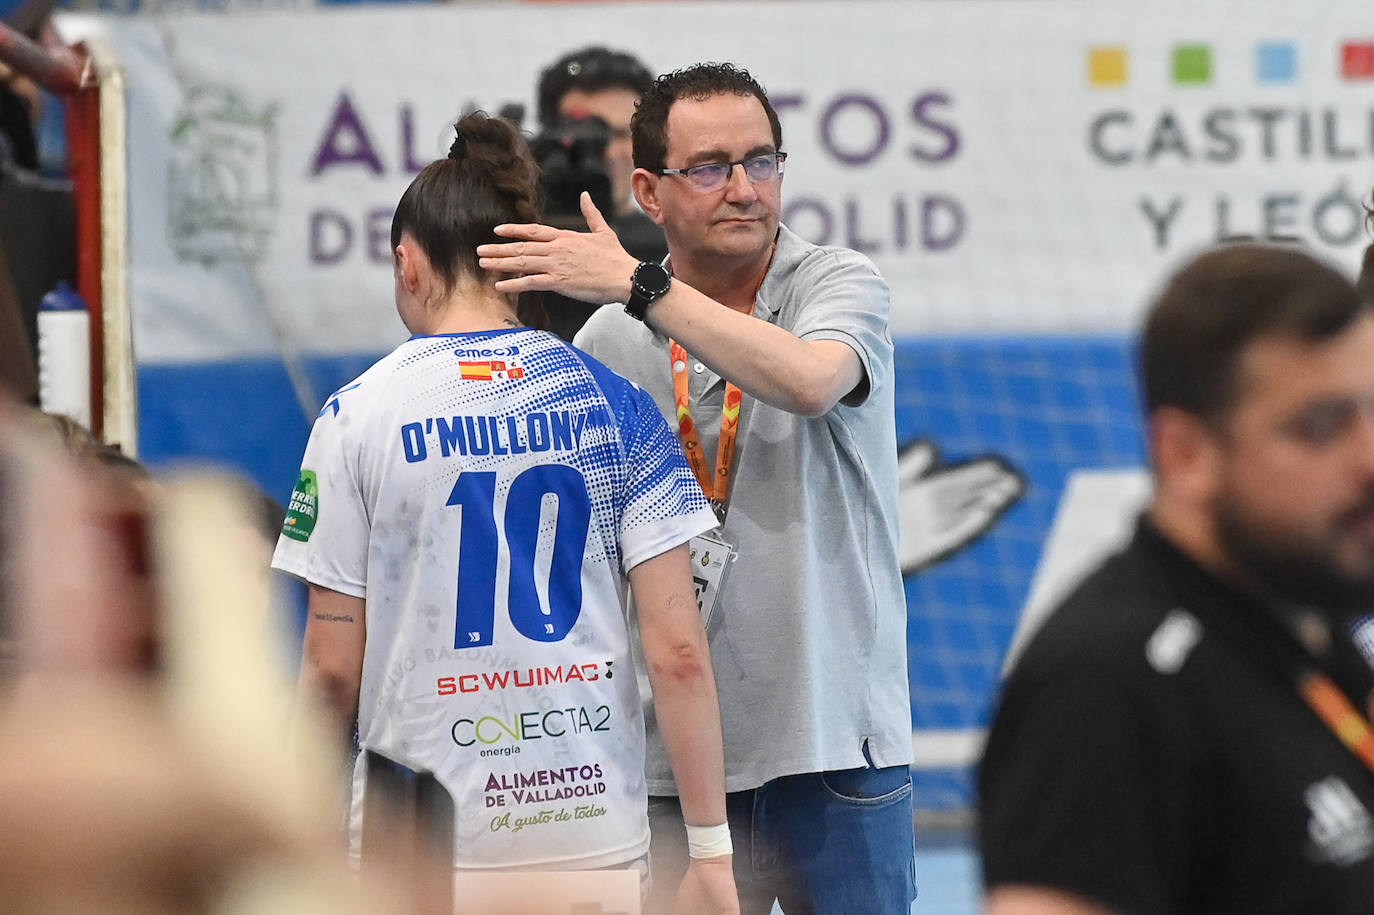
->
[633, 262, 671, 296]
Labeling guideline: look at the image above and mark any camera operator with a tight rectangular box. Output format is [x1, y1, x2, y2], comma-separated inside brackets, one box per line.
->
[537, 46, 657, 232]
[532, 46, 666, 339]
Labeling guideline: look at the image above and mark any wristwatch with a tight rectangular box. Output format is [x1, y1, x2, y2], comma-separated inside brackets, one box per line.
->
[625, 261, 672, 322]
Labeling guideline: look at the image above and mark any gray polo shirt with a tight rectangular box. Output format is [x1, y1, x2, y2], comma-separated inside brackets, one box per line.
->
[574, 224, 911, 793]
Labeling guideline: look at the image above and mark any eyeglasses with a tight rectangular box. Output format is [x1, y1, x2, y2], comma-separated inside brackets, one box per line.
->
[655, 152, 787, 192]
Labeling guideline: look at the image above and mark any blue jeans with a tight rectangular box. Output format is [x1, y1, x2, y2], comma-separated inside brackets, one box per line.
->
[645, 760, 917, 914]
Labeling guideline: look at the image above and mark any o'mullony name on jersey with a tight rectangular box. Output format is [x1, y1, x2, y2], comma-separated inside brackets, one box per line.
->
[401, 411, 587, 463]
[436, 661, 610, 696]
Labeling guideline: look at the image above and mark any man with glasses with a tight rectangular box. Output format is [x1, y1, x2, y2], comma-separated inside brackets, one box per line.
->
[478, 62, 915, 914]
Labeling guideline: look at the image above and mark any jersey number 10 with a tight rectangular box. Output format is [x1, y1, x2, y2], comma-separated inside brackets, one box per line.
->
[446, 466, 591, 649]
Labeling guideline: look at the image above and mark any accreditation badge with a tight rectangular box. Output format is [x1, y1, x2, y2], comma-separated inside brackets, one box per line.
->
[687, 531, 735, 628]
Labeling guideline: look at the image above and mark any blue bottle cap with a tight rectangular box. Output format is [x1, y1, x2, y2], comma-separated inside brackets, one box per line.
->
[40, 281, 88, 312]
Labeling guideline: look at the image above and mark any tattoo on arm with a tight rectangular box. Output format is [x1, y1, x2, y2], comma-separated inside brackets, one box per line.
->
[312, 612, 356, 623]
[663, 591, 691, 616]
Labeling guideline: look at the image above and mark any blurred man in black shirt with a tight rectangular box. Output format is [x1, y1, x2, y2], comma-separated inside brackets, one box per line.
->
[980, 244, 1374, 915]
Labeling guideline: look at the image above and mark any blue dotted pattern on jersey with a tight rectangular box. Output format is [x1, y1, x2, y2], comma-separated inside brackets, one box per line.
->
[520, 338, 626, 567]
[570, 345, 710, 531]
[392, 331, 705, 573]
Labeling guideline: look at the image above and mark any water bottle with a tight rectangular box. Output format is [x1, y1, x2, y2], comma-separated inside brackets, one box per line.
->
[37, 281, 91, 429]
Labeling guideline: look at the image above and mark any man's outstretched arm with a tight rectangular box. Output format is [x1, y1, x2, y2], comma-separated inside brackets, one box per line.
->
[480, 193, 864, 417]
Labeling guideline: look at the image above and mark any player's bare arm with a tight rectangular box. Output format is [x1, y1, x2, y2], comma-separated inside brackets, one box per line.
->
[299, 584, 365, 747]
[628, 544, 738, 915]
[477, 193, 861, 418]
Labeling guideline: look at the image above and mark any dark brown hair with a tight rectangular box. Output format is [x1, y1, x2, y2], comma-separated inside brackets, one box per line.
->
[631, 62, 782, 173]
[390, 111, 546, 326]
[1141, 244, 1366, 426]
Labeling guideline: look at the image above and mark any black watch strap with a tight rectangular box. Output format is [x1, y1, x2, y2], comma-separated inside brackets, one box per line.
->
[625, 261, 672, 322]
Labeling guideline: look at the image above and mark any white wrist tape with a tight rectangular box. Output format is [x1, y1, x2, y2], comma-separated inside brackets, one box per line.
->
[685, 822, 733, 859]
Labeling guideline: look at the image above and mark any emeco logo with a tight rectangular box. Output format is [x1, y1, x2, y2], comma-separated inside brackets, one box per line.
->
[454, 345, 520, 358]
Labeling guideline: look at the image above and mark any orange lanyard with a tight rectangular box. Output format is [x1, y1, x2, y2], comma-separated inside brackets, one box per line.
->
[670, 341, 740, 520]
[1300, 672, 1374, 775]
[667, 247, 773, 522]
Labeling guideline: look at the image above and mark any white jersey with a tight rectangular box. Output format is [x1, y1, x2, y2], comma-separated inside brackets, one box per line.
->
[272, 328, 716, 870]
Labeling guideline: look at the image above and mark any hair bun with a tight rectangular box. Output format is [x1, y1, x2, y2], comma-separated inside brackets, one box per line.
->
[448, 128, 468, 160]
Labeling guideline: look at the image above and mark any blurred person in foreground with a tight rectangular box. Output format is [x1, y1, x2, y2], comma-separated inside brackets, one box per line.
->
[272, 111, 736, 912]
[478, 63, 913, 913]
[3, 409, 159, 676]
[979, 244, 1374, 914]
[3, 409, 288, 677]
[0, 399, 321, 914]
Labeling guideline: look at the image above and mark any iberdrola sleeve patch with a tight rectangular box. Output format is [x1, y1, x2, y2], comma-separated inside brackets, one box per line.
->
[282, 469, 319, 541]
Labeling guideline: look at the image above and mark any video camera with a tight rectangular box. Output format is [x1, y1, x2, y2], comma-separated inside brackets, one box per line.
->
[494, 100, 665, 341]
[526, 112, 616, 228]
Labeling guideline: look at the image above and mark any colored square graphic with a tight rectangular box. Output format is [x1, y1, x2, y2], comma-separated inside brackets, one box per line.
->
[1173, 44, 1212, 84]
[1342, 41, 1374, 80]
[1087, 46, 1128, 87]
[1256, 41, 1297, 83]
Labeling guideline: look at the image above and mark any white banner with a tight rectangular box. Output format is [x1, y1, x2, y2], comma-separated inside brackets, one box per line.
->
[59, 0, 1374, 362]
